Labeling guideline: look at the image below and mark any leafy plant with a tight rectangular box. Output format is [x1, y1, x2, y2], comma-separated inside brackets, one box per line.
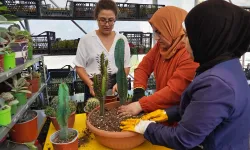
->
[93, 52, 109, 116]
[85, 97, 100, 112]
[4, 75, 31, 94]
[56, 83, 71, 140]
[114, 38, 128, 105]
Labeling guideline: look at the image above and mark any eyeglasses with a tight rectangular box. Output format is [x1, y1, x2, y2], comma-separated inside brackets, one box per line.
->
[98, 18, 116, 25]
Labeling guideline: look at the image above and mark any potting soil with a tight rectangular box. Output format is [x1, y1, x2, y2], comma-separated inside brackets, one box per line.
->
[89, 107, 143, 132]
[53, 130, 77, 143]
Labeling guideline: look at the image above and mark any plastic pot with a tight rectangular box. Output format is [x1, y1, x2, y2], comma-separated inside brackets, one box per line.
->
[50, 128, 78, 150]
[10, 110, 38, 143]
[13, 92, 27, 106]
[0, 105, 11, 126]
[3, 52, 16, 71]
[50, 112, 76, 131]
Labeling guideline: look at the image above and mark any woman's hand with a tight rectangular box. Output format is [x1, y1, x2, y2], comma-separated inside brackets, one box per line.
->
[112, 83, 118, 95]
[87, 81, 95, 96]
[118, 102, 143, 117]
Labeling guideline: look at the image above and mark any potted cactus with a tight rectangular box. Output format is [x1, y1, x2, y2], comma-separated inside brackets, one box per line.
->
[26, 71, 41, 93]
[45, 96, 76, 131]
[0, 92, 19, 115]
[50, 83, 79, 150]
[4, 75, 31, 106]
[84, 97, 100, 116]
[86, 39, 145, 150]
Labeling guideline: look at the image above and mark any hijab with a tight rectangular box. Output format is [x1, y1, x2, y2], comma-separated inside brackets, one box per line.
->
[185, 0, 250, 74]
[149, 6, 187, 59]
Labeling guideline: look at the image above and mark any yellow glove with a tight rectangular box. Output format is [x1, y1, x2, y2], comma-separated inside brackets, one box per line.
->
[120, 118, 155, 134]
[141, 109, 168, 122]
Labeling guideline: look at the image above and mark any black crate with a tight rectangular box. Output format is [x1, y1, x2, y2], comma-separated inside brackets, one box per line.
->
[120, 31, 152, 54]
[147, 76, 156, 90]
[74, 79, 85, 94]
[138, 4, 164, 19]
[40, 2, 73, 18]
[3, 0, 40, 17]
[32, 31, 56, 54]
[47, 70, 75, 96]
[242, 6, 250, 12]
[117, 3, 137, 19]
[73, 2, 96, 19]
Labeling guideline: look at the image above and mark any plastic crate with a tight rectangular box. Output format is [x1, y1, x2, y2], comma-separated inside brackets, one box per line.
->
[116, 3, 137, 19]
[138, 4, 164, 19]
[47, 70, 75, 96]
[120, 31, 152, 54]
[242, 7, 250, 12]
[74, 79, 85, 94]
[73, 2, 96, 19]
[3, 0, 39, 17]
[147, 76, 156, 90]
[32, 31, 56, 54]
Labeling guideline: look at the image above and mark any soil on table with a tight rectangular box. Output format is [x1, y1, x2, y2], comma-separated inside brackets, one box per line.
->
[89, 107, 144, 132]
[53, 130, 77, 143]
[78, 128, 92, 148]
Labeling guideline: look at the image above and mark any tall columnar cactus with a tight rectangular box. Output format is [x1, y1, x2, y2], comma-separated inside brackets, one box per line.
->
[114, 38, 128, 105]
[56, 83, 71, 140]
[93, 52, 109, 116]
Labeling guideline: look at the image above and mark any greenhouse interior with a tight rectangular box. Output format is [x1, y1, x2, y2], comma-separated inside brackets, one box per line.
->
[0, 0, 250, 150]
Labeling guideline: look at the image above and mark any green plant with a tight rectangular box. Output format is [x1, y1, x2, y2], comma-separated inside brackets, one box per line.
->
[114, 38, 128, 105]
[0, 92, 18, 106]
[4, 75, 31, 94]
[85, 97, 100, 112]
[45, 97, 76, 117]
[57, 83, 71, 140]
[32, 71, 41, 78]
[93, 52, 109, 116]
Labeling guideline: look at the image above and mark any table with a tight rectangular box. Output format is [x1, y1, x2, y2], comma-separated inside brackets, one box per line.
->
[44, 114, 172, 150]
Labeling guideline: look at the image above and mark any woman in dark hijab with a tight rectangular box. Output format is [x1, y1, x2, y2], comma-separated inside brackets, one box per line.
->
[119, 0, 250, 149]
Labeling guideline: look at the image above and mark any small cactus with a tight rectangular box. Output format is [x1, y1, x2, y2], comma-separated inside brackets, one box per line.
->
[85, 98, 100, 112]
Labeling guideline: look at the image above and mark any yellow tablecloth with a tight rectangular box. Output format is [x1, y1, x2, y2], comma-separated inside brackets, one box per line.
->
[43, 114, 172, 150]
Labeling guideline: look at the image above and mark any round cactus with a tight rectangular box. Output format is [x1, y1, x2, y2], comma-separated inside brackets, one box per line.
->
[85, 98, 100, 112]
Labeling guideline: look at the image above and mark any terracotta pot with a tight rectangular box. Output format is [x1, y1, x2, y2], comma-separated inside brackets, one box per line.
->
[10, 110, 38, 143]
[87, 101, 145, 150]
[26, 83, 33, 98]
[105, 94, 118, 104]
[50, 128, 78, 150]
[50, 112, 76, 131]
[27, 78, 40, 93]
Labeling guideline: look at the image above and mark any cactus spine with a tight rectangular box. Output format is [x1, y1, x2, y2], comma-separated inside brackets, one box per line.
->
[114, 38, 128, 105]
[93, 52, 108, 116]
[56, 83, 71, 140]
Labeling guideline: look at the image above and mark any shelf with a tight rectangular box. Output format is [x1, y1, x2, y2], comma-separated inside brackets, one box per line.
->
[0, 55, 43, 83]
[0, 84, 46, 140]
[0, 110, 46, 150]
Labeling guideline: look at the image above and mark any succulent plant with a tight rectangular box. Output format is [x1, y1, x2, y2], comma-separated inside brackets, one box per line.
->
[32, 71, 41, 78]
[0, 92, 14, 101]
[4, 75, 31, 94]
[93, 52, 109, 116]
[114, 38, 128, 105]
[44, 96, 76, 117]
[85, 97, 100, 112]
[57, 83, 71, 140]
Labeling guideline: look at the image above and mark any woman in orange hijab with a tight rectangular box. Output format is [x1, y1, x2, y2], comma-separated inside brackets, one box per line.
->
[118, 6, 198, 118]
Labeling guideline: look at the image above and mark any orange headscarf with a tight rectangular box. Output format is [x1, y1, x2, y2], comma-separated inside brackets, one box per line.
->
[149, 6, 187, 59]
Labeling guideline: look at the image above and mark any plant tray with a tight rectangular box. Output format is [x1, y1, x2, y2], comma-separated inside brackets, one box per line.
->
[73, 2, 96, 18]
[116, 3, 137, 19]
[3, 0, 39, 17]
[138, 4, 165, 19]
[74, 79, 85, 94]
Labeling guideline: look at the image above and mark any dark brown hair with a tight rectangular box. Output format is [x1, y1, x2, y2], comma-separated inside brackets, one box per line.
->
[94, 0, 118, 19]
